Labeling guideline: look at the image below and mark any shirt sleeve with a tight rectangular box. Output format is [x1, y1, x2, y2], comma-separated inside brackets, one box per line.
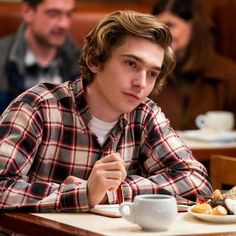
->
[0, 101, 89, 212]
[120, 106, 213, 203]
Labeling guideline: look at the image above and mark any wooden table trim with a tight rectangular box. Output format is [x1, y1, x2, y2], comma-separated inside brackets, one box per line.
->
[192, 148, 236, 162]
[1, 212, 236, 236]
[0, 212, 102, 236]
[179, 233, 236, 236]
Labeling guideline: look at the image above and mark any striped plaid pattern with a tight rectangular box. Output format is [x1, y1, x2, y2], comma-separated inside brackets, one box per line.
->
[0, 78, 212, 212]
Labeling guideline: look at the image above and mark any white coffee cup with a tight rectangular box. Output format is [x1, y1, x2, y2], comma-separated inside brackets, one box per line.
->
[119, 194, 177, 231]
[195, 111, 234, 131]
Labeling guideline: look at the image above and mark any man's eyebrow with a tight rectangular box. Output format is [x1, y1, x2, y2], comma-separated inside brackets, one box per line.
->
[122, 54, 162, 71]
[46, 7, 76, 13]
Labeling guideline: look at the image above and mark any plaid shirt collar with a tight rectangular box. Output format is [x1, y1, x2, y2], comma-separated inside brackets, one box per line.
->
[71, 78, 129, 133]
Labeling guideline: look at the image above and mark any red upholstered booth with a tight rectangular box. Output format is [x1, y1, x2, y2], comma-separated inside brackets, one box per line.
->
[0, 3, 149, 46]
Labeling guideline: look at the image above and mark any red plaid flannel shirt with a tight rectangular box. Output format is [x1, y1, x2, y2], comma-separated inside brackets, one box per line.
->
[0, 78, 212, 212]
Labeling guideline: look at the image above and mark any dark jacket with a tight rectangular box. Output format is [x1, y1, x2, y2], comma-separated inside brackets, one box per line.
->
[0, 24, 80, 114]
[150, 52, 236, 130]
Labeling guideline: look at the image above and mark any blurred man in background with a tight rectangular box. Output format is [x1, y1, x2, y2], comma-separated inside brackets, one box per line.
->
[0, 0, 80, 114]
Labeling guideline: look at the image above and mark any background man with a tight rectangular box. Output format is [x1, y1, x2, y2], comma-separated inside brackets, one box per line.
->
[0, 0, 80, 114]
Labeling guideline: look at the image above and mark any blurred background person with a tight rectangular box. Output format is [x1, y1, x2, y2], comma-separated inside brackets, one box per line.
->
[150, 0, 236, 130]
[0, 0, 80, 115]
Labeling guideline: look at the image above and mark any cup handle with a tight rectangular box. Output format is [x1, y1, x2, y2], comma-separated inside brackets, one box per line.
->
[195, 114, 206, 129]
[119, 202, 135, 223]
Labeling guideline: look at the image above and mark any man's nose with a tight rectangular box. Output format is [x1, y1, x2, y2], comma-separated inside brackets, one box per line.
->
[132, 71, 146, 89]
[58, 14, 71, 29]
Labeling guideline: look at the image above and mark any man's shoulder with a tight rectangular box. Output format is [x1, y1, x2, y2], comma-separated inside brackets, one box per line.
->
[128, 98, 168, 129]
[0, 34, 15, 63]
[0, 34, 14, 49]
[17, 81, 72, 108]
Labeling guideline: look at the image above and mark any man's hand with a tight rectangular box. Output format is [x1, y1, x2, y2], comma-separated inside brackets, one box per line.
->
[87, 152, 127, 207]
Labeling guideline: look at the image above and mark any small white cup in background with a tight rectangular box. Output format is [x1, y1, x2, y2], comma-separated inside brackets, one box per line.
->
[119, 194, 177, 231]
[195, 111, 235, 131]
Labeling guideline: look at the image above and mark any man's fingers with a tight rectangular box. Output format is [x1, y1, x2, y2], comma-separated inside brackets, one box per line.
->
[94, 161, 127, 180]
[99, 152, 123, 163]
[104, 170, 124, 180]
[98, 160, 124, 170]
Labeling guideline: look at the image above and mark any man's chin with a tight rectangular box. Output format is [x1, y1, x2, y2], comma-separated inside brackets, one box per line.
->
[52, 38, 66, 47]
[49, 35, 67, 46]
[121, 105, 138, 114]
[53, 42, 65, 47]
[45, 41, 64, 49]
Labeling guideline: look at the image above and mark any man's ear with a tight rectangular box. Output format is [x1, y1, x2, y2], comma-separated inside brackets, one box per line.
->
[87, 59, 100, 73]
[21, 2, 35, 24]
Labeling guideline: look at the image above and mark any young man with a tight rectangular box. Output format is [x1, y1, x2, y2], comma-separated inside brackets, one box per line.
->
[0, 11, 212, 212]
[0, 0, 80, 114]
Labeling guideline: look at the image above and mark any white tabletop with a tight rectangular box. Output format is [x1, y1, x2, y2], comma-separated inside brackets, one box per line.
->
[178, 130, 236, 149]
[182, 138, 236, 149]
[33, 211, 236, 236]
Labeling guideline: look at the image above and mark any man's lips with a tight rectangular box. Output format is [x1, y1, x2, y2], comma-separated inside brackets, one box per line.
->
[51, 30, 67, 37]
[123, 92, 140, 100]
[52, 32, 66, 37]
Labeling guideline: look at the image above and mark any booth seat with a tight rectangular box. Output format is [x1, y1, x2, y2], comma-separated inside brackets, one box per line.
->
[0, 3, 149, 46]
[1, 3, 234, 61]
[70, 12, 108, 45]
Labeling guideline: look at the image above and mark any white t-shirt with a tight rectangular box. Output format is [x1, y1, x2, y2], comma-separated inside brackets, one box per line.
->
[89, 116, 119, 203]
[89, 116, 117, 146]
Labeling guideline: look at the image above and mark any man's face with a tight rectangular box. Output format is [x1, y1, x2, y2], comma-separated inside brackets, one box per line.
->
[23, 0, 75, 47]
[88, 36, 164, 121]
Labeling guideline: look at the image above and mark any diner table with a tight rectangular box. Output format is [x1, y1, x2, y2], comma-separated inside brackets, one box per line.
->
[1, 130, 236, 235]
[178, 130, 236, 162]
[1, 209, 236, 236]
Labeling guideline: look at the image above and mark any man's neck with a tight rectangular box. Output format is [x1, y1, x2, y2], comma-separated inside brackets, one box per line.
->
[85, 82, 121, 123]
[25, 29, 57, 68]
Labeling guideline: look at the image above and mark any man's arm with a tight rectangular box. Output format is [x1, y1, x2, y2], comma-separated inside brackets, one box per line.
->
[120, 154, 212, 202]
[0, 100, 127, 211]
[118, 108, 213, 202]
[0, 101, 90, 212]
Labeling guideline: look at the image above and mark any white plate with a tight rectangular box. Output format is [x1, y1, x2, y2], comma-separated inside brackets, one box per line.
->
[188, 205, 236, 223]
[178, 130, 236, 142]
[178, 204, 191, 212]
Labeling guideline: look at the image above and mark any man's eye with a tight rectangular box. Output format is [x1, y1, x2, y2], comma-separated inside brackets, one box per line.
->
[148, 71, 159, 79]
[126, 60, 137, 68]
[47, 10, 60, 18]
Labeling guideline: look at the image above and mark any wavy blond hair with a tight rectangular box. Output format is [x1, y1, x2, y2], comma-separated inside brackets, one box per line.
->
[79, 10, 176, 95]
